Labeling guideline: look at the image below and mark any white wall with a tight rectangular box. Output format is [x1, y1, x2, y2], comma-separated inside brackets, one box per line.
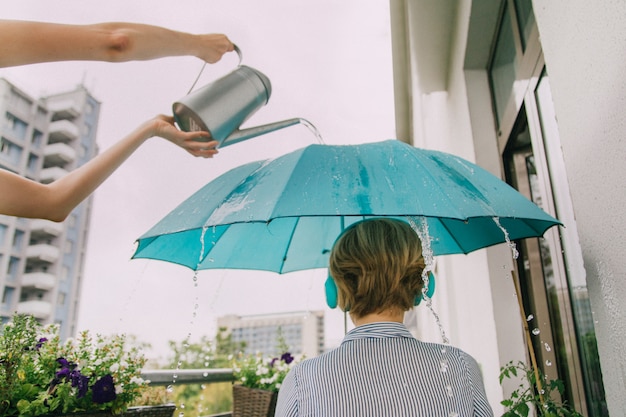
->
[533, 1, 626, 414]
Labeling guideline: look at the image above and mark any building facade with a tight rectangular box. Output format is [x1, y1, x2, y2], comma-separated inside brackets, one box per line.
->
[390, 0, 624, 415]
[217, 311, 325, 358]
[0, 79, 99, 339]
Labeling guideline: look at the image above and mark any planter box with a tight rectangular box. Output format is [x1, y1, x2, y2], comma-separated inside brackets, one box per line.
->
[232, 385, 277, 417]
[54, 404, 176, 417]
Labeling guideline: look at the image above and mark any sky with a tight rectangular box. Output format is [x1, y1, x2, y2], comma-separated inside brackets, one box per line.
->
[1, 1, 396, 359]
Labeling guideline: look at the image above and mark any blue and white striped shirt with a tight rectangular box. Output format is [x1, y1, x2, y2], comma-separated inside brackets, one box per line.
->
[275, 322, 493, 416]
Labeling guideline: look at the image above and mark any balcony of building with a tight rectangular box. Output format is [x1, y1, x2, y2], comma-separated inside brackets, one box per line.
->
[44, 142, 76, 166]
[21, 271, 56, 291]
[26, 243, 60, 263]
[16, 299, 53, 319]
[40, 166, 69, 183]
[30, 218, 64, 238]
[48, 119, 79, 144]
[47, 98, 81, 121]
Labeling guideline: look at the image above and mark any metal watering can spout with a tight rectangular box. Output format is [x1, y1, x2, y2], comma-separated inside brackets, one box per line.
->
[222, 118, 303, 147]
[173, 65, 303, 148]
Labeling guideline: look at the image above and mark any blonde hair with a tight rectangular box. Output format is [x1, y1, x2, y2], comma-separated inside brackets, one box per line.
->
[328, 218, 425, 318]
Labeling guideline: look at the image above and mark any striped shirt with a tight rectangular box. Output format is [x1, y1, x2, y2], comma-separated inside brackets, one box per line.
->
[275, 322, 494, 417]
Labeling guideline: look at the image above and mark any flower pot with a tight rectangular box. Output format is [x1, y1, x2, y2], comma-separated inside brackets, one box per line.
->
[232, 385, 277, 417]
[53, 404, 176, 417]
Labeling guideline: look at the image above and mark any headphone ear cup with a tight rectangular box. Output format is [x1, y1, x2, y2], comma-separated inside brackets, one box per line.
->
[414, 271, 436, 306]
[325, 275, 338, 309]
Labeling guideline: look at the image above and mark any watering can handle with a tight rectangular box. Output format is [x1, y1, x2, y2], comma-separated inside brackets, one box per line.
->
[187, 44, 244, 94]
[233, 44, 243, 66]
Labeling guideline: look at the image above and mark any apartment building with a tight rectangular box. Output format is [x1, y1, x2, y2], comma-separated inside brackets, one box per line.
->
[0, 79, 99, 339]
[218, 311, 325, 358]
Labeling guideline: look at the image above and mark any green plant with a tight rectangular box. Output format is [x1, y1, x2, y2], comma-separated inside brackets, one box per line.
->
[231, 351, 296, 392]
[0, 313, 149, 416]
[499, 360, 583, 417]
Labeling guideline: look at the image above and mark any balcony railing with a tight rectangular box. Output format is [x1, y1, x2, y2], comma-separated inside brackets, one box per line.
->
[26, 244, 60, 263]
[40, 166, 69, 183]
[47, 98, 81, 120]
[142, 368, 235, 417]
[21, 272, 56, 290]
[141, 368, 235, 386]
[48, 119, 79, 143]
[16, 300, 53, 319]
[44, 142, 76, 166]
[30, 218, 64, 238]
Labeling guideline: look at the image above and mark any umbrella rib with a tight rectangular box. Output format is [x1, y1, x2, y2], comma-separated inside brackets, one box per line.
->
[277, 217, 300, 274]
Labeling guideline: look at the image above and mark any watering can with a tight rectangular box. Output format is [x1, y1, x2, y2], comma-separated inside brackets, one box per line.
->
[173, 64, 302, 148]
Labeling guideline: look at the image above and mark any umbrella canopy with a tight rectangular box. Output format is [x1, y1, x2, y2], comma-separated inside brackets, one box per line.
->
[133, 140, 561, 273]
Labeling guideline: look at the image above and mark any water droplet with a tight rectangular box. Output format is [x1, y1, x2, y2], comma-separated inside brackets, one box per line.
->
[166, 385, 174, 393]
[200, 384, 206, 389]
[203, 372, 209, 377]
[180, 404, 185, 409]
[526, 314, 534, 321]
[178, 413, 184, 417]
[204, 362, 209, 367]
[173, 373, 178, 379]
[545, 360, 552, 366]
[532, 328, 541, 335]
[208, 257, 215, 263]
[446, 384, 453, 397]
[544, 342, 552, 352]
[539, 389, 545, 394]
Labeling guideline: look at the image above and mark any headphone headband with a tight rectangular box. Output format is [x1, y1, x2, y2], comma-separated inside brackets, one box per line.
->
[325, 271, 436, 310]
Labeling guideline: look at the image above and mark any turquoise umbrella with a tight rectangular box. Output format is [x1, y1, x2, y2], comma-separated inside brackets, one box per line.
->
[132, 140, 561, 273]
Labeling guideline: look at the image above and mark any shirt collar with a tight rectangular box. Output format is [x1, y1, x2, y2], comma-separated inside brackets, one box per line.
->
[342, 322, 414, 344]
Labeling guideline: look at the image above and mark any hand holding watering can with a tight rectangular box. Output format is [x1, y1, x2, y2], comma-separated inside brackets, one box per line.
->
[173, 46, 303, 148]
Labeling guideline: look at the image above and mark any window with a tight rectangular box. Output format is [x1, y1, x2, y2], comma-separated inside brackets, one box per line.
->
[12, 230, 24, 252]
[513, 0, 536, 50]
[27, 153, 39, 173]
[61, 265, 70, 281]
[2, 287, 15, 309]
[7, 257, 20, 281]
[489, 3, 518, 126]
[4, 112, 28, 140]
[65, 240, 74, 254]
[31, 129, 43, 148]
[489, 1, 606, 415]
[0, 137, 24, 165]
[0, 224, 7, 247]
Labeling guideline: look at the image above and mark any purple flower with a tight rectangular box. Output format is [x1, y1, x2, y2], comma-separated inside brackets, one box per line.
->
[70, 370, 90, 398]
[269, 358, 278, 367]
[35, 337, 48, 350]
[280, 352, 294, 364]
[92, 374, 117, 404]
[56, 357, 75, 370]
[53, 357, 88, 396]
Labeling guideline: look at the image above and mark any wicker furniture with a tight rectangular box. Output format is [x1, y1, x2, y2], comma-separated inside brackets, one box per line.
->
[232, 385, 277, 417]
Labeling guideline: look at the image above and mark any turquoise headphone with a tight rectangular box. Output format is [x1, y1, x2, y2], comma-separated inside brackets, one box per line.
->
[324, 271, 436, 309]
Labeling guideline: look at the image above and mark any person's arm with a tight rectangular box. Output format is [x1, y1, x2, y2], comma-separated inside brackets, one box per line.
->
[0, 20, 234, 67]
[0, 115, 217, 222]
